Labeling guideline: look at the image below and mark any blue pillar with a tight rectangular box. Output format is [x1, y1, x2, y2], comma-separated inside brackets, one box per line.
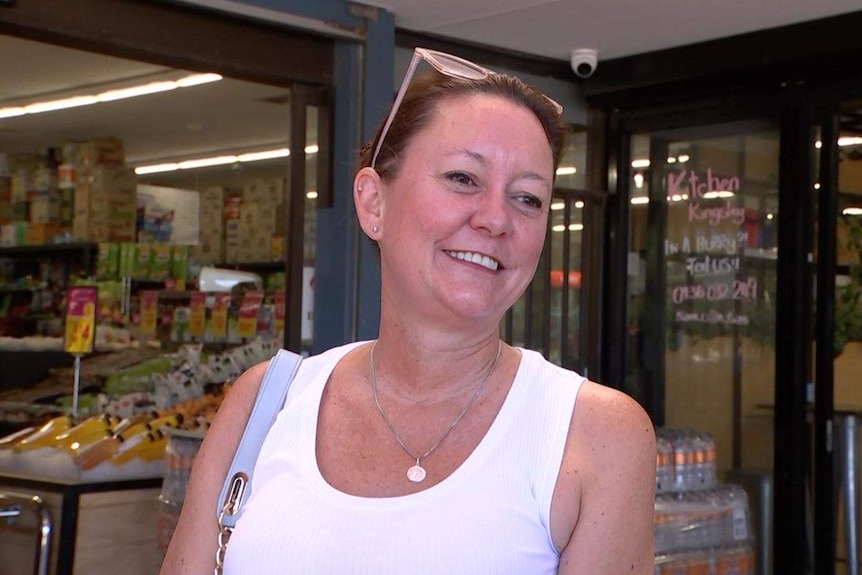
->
[230, 0, 393, 349]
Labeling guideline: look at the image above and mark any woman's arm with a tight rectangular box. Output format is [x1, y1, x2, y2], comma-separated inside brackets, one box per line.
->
[159, 361, 270, 575]
[556, 381, 657, 575]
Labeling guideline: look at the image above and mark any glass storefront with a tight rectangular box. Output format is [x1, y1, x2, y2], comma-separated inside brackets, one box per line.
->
[626, 123, 780, 478]
[0, 35, 329, 353]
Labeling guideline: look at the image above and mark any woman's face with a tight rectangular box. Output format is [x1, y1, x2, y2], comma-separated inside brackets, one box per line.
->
[377, 93, 555, 329]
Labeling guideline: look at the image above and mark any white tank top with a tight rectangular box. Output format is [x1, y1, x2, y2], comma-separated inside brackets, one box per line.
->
[223, 342, 585, 574]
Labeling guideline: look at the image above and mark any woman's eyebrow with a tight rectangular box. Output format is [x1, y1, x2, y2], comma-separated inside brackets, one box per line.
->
[443, 148, 551, 184]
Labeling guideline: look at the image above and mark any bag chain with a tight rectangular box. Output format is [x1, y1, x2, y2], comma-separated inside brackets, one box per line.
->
[215, 503, 233, 575]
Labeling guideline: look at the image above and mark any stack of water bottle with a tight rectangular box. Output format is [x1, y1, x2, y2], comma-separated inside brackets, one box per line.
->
[654, 428, 755, 575]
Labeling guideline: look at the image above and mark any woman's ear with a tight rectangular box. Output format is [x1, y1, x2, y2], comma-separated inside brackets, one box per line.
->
[354, 167, 383, 240]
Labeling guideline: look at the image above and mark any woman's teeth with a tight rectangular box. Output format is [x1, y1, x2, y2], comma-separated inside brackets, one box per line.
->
[446, 250, 500, 271]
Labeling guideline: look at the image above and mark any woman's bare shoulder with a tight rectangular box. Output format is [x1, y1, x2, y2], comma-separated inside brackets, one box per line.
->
[554, 381, 656, 573]
[573, 380, 655, 455]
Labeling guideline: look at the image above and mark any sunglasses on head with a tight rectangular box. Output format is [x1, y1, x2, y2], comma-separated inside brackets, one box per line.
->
[370, 47, 564, 169]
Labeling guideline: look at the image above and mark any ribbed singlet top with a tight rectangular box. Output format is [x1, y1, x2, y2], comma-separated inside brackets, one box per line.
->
[223, 341, 586, 574]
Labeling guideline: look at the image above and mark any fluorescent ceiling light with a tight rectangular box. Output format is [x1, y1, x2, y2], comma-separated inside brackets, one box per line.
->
[631, 159, 650, 168]
[178, 155, 237, 169]
[26, 95, 99, 113]
[0, 107, 26, 119]
[575, 201, 584, 208]
[237, 148, 290, 162]
[630, 196, 649, 205]
[0, 72, 222, 119]
[551, 224, 584, 233]
[135, 146, 292, 174]
[556, 166, 577, 176]
[839, 137, 862, 147]
[550, 202, 565, 211]
[306, 191, 319, 199]
[633, 173, 644, 188]
[304, 145, 319, 154]
[677, 154, 690, 163]
[135, 163, 180, 175]
[176, 73, 223, 87]
[97, 81, 177, 102]
[843, 207, 862, 216]
[702, 191, 735, 199]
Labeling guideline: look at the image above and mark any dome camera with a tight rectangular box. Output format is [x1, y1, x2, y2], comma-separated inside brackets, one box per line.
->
[570, 48, 598, 78]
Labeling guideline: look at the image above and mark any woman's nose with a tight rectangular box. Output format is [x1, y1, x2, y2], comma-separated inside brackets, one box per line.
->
[470, 189, 512, 236]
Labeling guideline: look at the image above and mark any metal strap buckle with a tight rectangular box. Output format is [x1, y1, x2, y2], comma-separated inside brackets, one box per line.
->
[214, 472, 248, 575]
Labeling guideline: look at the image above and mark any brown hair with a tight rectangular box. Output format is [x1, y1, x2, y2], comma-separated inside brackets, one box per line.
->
[358, 70, 569, 181]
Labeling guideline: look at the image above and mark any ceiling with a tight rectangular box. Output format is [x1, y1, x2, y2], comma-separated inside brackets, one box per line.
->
[363, 0, 862, 61]
[0, 35, 294, 170]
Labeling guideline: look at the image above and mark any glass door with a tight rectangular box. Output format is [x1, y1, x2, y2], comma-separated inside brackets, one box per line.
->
[623, 120, 785, 572]
[628, 124, 780, 471]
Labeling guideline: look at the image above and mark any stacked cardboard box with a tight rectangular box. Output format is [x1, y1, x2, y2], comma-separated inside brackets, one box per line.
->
[66, 138, 133, 242]
[238, 178, 285, 262]
[188, 178, 288, 266]
[73, 164, 137, 242]
[194, 186, 233, 264]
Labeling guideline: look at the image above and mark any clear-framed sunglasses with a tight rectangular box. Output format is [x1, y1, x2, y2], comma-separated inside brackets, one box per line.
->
[370, 47, 564, 169]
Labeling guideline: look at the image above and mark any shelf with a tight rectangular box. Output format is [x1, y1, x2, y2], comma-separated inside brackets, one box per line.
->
[0, 242, 98, 259]
[211, 261, 285, 273]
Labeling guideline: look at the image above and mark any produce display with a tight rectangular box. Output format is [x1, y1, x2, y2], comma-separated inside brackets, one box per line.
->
[0, 338, 277, 481]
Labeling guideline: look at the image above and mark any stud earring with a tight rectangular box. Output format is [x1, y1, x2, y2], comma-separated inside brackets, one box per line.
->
[372, 225, 379, 233]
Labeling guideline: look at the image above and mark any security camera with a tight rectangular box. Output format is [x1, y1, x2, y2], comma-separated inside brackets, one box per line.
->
[570, 49, 598, 78]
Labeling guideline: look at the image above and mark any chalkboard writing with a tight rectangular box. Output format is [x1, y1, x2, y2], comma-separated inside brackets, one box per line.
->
[671, 278, 757, 304]
[675, 310, 750, 325]
[665, 231, 749, 256]
[667, 167, 756, 328]
[667, 168, 740, 199]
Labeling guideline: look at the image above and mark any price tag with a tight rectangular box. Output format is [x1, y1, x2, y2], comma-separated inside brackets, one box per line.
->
[64, 286, 98, 354]
[211, 293, 230, 339]
[140, 290, 159, 338]
[274, 290, 285, 337]
[237, 291, 264, 338]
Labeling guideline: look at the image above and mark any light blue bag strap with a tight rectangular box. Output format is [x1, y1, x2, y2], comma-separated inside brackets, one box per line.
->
[216, 349, 302, 529]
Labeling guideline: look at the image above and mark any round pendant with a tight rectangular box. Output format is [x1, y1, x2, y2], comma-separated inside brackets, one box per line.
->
[406, 464, 427, 483]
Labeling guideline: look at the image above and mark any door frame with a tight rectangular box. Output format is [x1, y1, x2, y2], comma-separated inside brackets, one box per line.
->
[601, 88, 814, 571]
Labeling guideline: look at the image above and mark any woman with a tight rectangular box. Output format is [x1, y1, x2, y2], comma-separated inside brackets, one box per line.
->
[161, 48, 656, 574]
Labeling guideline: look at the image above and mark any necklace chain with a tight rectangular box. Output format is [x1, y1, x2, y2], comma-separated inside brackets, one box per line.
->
[370, 340, 502, 474]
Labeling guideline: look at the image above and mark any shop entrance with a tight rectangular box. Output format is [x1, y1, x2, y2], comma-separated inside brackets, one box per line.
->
[602, 99, 819, 572]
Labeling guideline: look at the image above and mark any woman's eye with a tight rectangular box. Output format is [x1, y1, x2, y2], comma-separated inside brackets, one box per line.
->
[517, 194, 544, 210]
[445, 171, 476, 187]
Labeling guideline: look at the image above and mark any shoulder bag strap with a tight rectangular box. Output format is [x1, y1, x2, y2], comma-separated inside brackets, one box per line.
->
[216, 348, 303, 529]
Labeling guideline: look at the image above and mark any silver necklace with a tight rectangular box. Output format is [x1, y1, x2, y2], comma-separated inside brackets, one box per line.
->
[370, 340, 502, 483]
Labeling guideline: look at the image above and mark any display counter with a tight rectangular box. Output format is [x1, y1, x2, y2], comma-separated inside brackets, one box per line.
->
[0, 472, 162, 575]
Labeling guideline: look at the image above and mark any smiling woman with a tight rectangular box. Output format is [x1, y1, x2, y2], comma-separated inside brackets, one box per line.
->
[160, 47, 657, 575]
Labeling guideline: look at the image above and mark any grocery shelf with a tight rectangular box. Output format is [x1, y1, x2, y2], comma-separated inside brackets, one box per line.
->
[0, 242, 99, 259]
